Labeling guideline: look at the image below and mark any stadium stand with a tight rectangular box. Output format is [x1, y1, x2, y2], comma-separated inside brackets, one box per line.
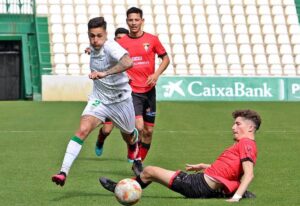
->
[2, 0, 300, 76]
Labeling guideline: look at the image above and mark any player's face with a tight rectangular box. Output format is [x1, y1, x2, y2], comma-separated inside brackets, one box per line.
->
[114, 33, 127, 40]
[232, 117, 253, 141]
[126, 13, 144, 35]
[88, 27, 107, 50]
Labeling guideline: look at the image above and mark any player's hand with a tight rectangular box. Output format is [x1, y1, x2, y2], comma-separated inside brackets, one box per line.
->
[146, 74, 158, 86]
[185, 163, 208, 172]
[225, 198, 240, 202]
[85, 47, 91, 55]
[89, 71, 107, 79]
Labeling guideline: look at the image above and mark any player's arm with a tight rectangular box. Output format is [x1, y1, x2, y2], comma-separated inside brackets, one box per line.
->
[226, 160, 254, 202]
[146, 54, 170, 86]
[185, 163, 211, 172]
[89, 54, 133, 79]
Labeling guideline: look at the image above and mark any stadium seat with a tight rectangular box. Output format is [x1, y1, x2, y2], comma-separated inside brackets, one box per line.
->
[155, 14, 167, 24]
[212, 44, 225, 54]
[153, 5, 165, 14]
[268, 54, 281, 65]
[199, 44, 212, 54]
[156, 24, 168, 34]
[52, 34, 64, 43]
[168, 15, 180, 24]
[210, 34, 223, 44]
[49, 5, 61, 14]
[169, 24, 182, 34]
[54, 64, 68, 75]
[172, 44, 185, 54]
[54, 54, 66, 64]
[175, 64, 189, 75]
[68, 64, 81, 75]
[66, 43, 78, 54]
[62, 5, 74, 14]
[252, 44, 265, 54]
[53, 43, 65, 54]
[196, 24, 208, 36]
[187, 54, 200, 64]
[80, 53, 90, 64]
[226, 44, 238, 54]
[166, 5, 178, 14]
[75, 5, 87, 14]
[88, 5, 100, 15]
[194, 14, 206, 24]
[171, 34, 183, 44]
[214, 54, 227, 64]
[201, 54, 213, 64]
[186, 44, 198, 54]
[51, 24, 64, 33]
[143, 24, 155, 34]
[141, 5, 152, 14]
[158, 34, 170, 44]
[65, 33, 77, 43]
[184, 34, 197, 44]
[173, 54, 186, 64]
[36, 5, 48, 15]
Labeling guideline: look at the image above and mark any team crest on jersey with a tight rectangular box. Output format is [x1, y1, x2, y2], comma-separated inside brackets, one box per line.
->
[143, 43, 150, 52]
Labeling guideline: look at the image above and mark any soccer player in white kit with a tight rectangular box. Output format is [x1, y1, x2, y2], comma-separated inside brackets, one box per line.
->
[52, 17, 139, 186]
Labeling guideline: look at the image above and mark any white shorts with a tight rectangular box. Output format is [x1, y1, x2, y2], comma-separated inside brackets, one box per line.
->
[82, 97, 135, 134]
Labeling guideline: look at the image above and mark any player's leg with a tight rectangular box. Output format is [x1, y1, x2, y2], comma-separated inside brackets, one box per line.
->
[95, 120, 114, 156]
[140, 87, 156, 161]
[52, 115, 101, 186]
[52, 98, 105, 186]
[99, 166, 176, 192]
[131, 93, 145, 162]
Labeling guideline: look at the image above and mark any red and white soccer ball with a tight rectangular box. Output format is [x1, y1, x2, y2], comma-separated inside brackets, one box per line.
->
[114, 178, 142, 206]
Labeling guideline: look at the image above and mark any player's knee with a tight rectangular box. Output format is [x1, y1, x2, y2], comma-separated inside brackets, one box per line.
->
[76, 126, 91, 138]
[142, 166, 156, 177]
[101, 127, 112, 136]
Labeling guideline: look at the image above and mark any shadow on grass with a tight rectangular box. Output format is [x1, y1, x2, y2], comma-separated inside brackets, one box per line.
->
[51, 190, 183, 202]
[79, 157, 126, 163]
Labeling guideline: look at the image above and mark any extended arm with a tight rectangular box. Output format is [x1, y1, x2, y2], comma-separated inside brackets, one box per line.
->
[89, 54, 133, 79]
[146, 54, 170, 86]
[226, 161, 254, 202]
[185, 163, 211, 172]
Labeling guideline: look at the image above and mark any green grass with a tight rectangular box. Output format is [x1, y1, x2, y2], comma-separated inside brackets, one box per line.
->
[0, 101, 299, 206]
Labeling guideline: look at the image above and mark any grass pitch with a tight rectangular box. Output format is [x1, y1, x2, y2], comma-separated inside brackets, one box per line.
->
[0, 101, 299, 206]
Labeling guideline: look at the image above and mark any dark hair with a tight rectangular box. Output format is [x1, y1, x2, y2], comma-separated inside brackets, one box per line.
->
[115, 27, 129, 37]
[126, 7, 143, 18]
[232, 109, 262, 131]
[88, 17, 107, 30]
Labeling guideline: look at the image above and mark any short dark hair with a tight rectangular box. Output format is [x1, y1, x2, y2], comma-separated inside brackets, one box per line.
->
[126, 7, 143, 18]
[232, 109, 262, 131]
[88, 17, 107, 30]
[115, 27, 129, 37]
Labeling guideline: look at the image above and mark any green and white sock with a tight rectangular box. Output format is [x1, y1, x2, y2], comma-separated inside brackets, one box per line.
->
[60, 136, 83, 175]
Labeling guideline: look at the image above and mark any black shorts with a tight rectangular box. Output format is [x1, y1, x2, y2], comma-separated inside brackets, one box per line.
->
[132, 87, 156, 125]
[170, 171, 224, 198]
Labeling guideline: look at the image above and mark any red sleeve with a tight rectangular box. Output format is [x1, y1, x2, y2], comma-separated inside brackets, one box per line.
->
[238, 139, 257, 164]
[153, 36, 167, 57]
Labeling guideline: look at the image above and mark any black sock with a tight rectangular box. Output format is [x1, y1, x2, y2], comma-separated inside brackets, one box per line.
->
[135, 175, 151, 189]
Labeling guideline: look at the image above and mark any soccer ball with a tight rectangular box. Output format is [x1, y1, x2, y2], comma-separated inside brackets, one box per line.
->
[114, 178, 142, 206]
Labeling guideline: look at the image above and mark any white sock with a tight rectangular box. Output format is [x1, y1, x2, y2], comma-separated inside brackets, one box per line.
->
[60, 139, 82, 175]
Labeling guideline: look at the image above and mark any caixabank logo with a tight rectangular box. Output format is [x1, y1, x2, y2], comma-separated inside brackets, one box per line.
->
[287, 79, 300, 101]
[157, 77, 287, 101]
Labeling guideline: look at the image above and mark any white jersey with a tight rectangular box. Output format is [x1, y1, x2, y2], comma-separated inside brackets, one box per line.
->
[89, 39, 132, 104]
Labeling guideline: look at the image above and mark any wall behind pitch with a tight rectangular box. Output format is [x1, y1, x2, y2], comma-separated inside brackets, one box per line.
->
[42, 75, 92, 101]
[42, 75, 300, 101]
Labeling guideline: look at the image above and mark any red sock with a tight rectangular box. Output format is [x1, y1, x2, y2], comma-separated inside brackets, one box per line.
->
[139, 142, 151, 161]
[97, 128, 109, 145]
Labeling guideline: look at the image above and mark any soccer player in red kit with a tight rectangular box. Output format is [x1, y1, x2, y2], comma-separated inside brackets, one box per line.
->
[117, 7, 170, 175]
[100, 109, 261, 202]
